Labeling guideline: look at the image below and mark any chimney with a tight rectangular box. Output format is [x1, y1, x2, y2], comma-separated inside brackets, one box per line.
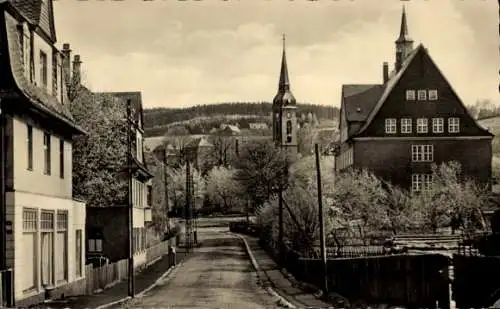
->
[61, 43, 71, 85]
[72, 55, 82, 85]
[383, 62, 389, 83]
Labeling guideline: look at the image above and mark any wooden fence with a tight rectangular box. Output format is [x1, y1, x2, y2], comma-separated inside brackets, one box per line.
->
[453, 254, 500, 308]
[259, 234, 451, 308]
[84, 238, 173, 294]
[146, 238, 171, 265]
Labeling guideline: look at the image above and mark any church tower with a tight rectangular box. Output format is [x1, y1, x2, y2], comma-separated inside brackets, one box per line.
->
[272, 35, 298, 158]
[395, 5, 414, 72]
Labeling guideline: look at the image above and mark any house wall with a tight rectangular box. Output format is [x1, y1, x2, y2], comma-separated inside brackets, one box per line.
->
[4, 115, 82, 305]
[9, 191, 85, 305]
[12, 117, 72, 198]
[353, 138, 492, 189]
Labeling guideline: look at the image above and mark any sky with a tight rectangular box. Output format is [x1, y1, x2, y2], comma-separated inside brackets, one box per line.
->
[53, 0, 498, 109]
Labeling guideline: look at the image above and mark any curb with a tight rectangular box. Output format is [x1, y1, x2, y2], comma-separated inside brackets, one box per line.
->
[234, 234, 297, 309]
[95, 261, 182, 309]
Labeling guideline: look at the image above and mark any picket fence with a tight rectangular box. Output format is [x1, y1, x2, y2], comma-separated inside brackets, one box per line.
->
[84, 238, 173, 294]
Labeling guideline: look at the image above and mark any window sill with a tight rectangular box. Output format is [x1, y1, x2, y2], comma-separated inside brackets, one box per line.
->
[27, 167, 33, 171]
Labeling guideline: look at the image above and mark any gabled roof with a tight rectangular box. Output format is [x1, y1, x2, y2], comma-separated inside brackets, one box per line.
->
[342, 84, 384, 122]
[355, 45, 422, 135]
[10, 0, 56, 42]
[2, 10, 85, 134]
[355, 44, 492, 137]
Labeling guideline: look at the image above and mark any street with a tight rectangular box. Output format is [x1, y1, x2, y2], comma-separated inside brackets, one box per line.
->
[117, 228, 278, 309]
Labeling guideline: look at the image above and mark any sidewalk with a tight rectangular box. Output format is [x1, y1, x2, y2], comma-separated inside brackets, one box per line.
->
[240, 235, 334, 309]
[34, 249, 189, 309]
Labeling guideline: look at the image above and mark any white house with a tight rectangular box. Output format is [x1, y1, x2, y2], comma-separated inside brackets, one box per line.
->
[0, 0, 87, 307]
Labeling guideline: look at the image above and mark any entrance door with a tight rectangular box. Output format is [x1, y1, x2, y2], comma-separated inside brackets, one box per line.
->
[41, 232, 53, 286]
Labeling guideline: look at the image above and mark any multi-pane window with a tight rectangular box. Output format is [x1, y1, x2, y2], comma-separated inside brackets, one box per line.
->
[411, 145, 434, 162]
[75, 230, 82, 277]
[56, 211, 68, 282]
[27, 124, 33, 170]
[22, 209, 37, 291]
[44, 133, 51, 175]
[405, 90, 416, 101]
[412, 174, 433, 193]
[59, 139, 64, 179]
[428, 90, 438, 101]
[448, 117, 460, 133]
[417, 90, 427, 101]
[41, 211, 54, 230]
[40, 50, 48, 89]
[432, 118, 444, 133]
[385, 118, 397, 134]
[88, 228, 103, 253]
[401, 118, 412, 134]
[416, 118, 428, 133]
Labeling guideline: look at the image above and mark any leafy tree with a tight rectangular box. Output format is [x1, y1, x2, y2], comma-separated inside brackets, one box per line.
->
[144, 151, 170, 234]
[167, 164, 206, 217]
[69, 85, 129, 207]
[307, 112, 313, 124]
[207, 135, 237, 168]
[328, 169, 388, 244]
[206, 166, 243, 212]
[234, 140, 288, 209]
[421, 161, 490, 233]
[297, 123, 314, 156]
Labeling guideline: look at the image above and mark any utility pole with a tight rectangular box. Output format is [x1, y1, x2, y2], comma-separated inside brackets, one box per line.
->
[0, 100, 5, 272]
[278, 145, 286, 263]
[163, 150, 171, 244]
[127, 100, 135, 298]
[315, 143, 328, 296]
[185, 156, 192, 253]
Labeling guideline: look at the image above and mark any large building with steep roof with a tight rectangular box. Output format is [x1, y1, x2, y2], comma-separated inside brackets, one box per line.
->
[335, 6, 493, 192]
[0, 0, 87, 306]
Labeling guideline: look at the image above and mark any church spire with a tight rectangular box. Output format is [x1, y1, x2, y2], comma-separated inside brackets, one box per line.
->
[395, 5, 414, 72]
[396, 5, 412, 44]
[278, 34, 290, 91]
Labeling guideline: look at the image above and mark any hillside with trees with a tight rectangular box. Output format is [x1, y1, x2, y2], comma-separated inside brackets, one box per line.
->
[144, 102, 339, 137]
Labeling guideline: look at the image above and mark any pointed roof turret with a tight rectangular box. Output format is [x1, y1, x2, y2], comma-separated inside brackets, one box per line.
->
[273, 34, 296, 109]
[396, 5, 413, 44]
[279, 34, 290, 91]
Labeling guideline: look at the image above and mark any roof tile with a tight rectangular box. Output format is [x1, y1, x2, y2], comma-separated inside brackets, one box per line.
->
[4, 11, 83, 132]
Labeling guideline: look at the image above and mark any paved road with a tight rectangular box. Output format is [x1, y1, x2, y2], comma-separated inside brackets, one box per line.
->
[119, 228, 278, 309]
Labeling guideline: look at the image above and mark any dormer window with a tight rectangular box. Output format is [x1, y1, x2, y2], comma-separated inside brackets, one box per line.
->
[405, 90, 415, 101]
[417, 90, 427, 101]
[39, 51, 48, 89]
